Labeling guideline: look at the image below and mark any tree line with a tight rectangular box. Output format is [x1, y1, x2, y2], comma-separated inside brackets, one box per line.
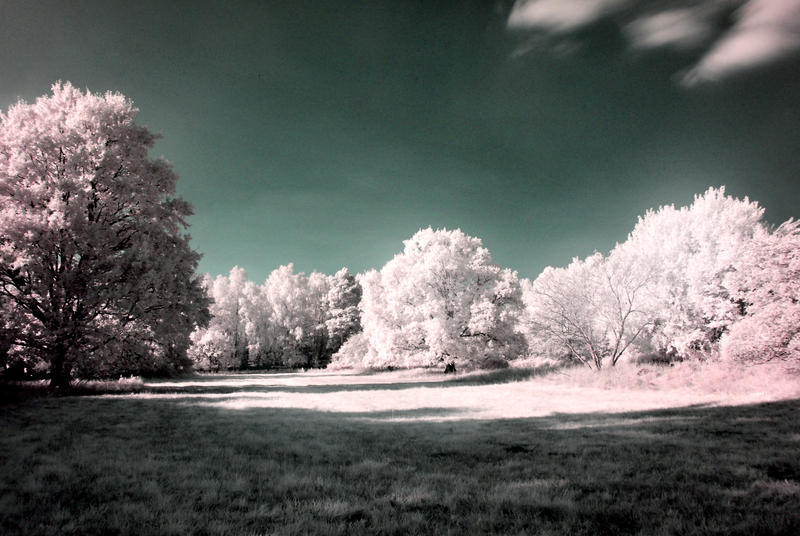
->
[188, 265, 360, 371]
[1, 83, 798, 386]
[200, 187, 800, 374]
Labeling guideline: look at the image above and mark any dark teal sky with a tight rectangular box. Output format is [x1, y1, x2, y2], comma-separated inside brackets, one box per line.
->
[2, 1, 799, 282]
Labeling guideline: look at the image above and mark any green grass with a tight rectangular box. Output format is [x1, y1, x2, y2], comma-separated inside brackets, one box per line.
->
[1, 373, 799, 535]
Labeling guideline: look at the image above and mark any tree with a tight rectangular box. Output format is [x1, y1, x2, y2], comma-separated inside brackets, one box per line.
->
[189, 264, 363, 370]
[260, 264, 315, 367]
[0, 82, 209, 387]
[324, 268, 362, 357]
[721, 218, 800, 363]
[359, 228, 526, 369]
[522, 250, 656, 369]
[188, 268, 248, 371]
[522, 187, 768, 367]
[240, 278, 276, 369]
[618, 187, 766, 357]
[296, 271, 329, 368]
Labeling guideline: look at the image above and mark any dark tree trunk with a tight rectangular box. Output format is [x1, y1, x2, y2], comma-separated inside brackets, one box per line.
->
[49, 344, 72, 390]
[306, 334, 327, 369]
[238, 346, 249, 370]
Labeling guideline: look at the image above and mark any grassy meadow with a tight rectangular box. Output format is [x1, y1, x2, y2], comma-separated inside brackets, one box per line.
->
[1, 364, 800, 535]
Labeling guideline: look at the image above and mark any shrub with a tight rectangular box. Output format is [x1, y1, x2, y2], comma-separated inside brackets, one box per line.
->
[720, 302, 800, 364]
[328, 332, 369, 369]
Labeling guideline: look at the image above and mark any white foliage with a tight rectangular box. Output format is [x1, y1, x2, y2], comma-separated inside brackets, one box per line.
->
[522, 248, 656, 369]
[616, 186, 766, 356]
[722, 219, 800, 363]
[0, 82, 208, 383]
[721, 302, 800, 364]
[190, 264, 361, 369]
[188, 267, 248, 370]
[329, 332, 369, 370]
[358, 228, 526, 369]
[521, 186, 776, 366]
[188, 324, 233, 372]
[325, 268, 362, 348]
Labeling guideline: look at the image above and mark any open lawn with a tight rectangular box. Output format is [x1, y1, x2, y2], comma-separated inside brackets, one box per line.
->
[1, 364, 800, 535]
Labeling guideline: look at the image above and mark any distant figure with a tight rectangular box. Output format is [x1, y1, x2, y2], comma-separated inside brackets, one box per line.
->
[444, 361, 457, 374]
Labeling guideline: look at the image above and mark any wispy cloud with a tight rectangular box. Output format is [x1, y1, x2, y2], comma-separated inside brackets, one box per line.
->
[626, 7, 715, 51]
[682, 0, 800, 85]
[507, 0, 630, 33]
[507, 0, 800, 86]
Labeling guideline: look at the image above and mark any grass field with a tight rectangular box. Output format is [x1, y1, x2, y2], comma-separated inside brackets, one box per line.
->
[1, 364, 799, 535]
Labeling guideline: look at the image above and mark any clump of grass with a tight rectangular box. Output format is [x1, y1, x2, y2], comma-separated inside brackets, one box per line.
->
[1, 376, 146, 403]
[69, 376, 145, 394]
[548, 359, 800, 396]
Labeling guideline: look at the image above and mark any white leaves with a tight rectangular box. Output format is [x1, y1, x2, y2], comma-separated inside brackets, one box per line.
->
[719, 218, 800, 363]
[357, 227, 525, 369]
[522, 186, 780, 367]
[0, 81, 207, 378]
[721, 301, 800, 363]
[522, 253, 619, 369]
[615, 186, 766, 356]
[190, 265, 362, 370]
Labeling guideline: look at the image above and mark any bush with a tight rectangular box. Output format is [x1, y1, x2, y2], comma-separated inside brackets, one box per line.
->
[328, 332, 369, 369]
[720, 302, 800, 364]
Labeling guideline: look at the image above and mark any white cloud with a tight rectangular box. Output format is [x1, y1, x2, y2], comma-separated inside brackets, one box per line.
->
[507, 0, 800, 86]
[507, 0, 630, 33]
[626, 7, 714, 50]
[682, 0, 800, 85]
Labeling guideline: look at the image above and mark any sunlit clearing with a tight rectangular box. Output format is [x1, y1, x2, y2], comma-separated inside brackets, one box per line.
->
[113, 363, 800, 422]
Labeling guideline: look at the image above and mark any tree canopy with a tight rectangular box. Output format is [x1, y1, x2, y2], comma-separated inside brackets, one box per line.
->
[0, 82, 209, 386]
[357, 228, 526, 369]
[188, 265, 361, 371]
[521, 187, 800, 368]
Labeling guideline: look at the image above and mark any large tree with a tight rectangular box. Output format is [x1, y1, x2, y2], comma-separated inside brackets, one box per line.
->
[0, 82, 209, 387]
[522, 187, 770, 366]
[617, 186, 766, 357]
[359, 228, 526, 369]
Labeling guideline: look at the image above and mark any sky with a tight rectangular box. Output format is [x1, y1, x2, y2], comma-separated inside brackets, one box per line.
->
[1, 0, 799, 283]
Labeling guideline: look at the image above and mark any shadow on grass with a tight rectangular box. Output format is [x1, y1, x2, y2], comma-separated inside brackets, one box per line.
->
[439, 365, 558, 386]
[1, 367, 557, 402]
[1, 389, 799, 535]
[153, 366, 556, 395]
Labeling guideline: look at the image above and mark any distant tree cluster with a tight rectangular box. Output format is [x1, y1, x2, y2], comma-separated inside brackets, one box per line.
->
[521, 187, 800, 369]
[0, 83, 209, 387]
[200, 229, 527, 372]
[203, 190, 800, 373]
[188, 265, 361, 371]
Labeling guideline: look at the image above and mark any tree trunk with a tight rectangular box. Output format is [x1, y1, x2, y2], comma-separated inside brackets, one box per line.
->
[49, 344, 72, 390]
